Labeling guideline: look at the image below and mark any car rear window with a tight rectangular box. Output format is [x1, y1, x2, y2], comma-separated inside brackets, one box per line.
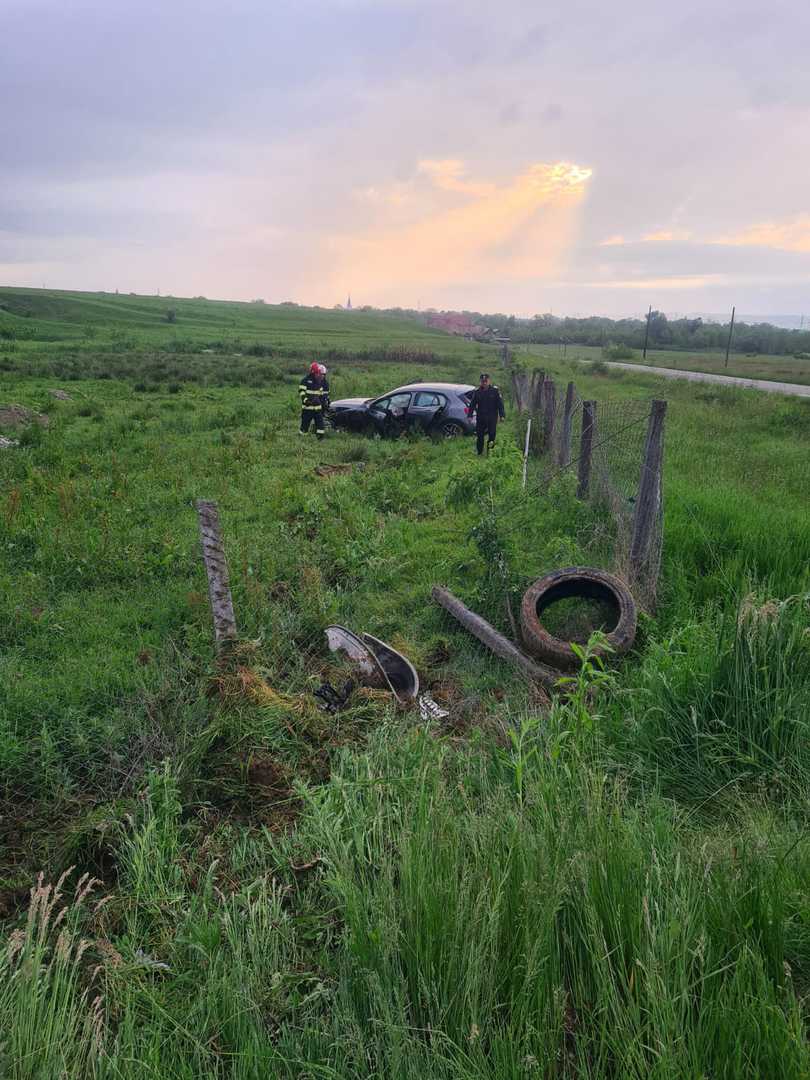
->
[461, 390, 474, 404]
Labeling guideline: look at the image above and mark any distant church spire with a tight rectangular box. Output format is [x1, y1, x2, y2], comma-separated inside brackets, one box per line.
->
[346, 293, 352, 310]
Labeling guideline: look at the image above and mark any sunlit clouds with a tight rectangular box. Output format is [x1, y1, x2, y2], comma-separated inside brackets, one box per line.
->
[582, 275, 726, 291]
[4, 0, 810, 315]
[640, 229, 693, 244]
[416, 160, 495, 197]
[715, 216, 810, 254]
[326, 161, 592, 305]
[600, 229, 693, 246]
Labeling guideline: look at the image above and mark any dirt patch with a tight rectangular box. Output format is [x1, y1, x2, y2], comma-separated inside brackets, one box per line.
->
[0, 404, 49, 429]
[246, 755, 292, 794]
[425, 639, 453, 666]
[48, 389, 71, 401]
[204, 752, 302, 833]
[314, 462, 366, 477]
[425, 678, 488, 736]
[0, 886, 30, 920]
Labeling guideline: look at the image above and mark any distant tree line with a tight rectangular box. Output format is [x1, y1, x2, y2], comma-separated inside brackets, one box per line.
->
[376, 306, 810, 357]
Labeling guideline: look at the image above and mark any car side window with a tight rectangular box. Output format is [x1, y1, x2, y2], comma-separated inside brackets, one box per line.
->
[413, 392, 446, 408]
[387, 393, 411, 413]
[369, 396, 391, 413]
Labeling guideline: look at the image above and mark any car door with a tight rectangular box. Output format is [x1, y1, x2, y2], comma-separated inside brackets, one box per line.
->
[408, 390, 448, 432]
[367, 392, 412, 435]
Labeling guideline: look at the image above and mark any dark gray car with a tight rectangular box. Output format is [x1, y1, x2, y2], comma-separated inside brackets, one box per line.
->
[328, 382, 477, 438]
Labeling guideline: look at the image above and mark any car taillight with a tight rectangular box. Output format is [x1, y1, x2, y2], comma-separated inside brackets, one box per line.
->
[464, 406, 470, 415]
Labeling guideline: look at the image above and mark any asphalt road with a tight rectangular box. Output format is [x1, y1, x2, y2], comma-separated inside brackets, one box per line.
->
[605, 361, 810, 398]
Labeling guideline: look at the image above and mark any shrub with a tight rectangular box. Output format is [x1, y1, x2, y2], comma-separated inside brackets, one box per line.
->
[602, 343, 638, 361]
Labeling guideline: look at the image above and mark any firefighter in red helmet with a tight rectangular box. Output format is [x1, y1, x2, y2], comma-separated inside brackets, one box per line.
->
[298, 361, 330, 439]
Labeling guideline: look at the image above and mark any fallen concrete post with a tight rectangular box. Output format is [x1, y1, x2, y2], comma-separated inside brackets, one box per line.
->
[431, 586, 559, 690]
[195, 499, 238, 653]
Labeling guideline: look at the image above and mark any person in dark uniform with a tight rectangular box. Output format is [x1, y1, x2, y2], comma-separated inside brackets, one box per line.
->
[468, 372, 505, 455]
[298, 362, 330, 439]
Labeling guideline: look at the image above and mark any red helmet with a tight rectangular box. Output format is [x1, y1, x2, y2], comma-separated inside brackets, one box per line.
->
[309, 361, 320, 374]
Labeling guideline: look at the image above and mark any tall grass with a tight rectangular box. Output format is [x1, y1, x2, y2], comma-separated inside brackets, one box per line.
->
[610, 593, 810, 804]
[0, 869, 104, 1077]
[5, 722, 810, 1077]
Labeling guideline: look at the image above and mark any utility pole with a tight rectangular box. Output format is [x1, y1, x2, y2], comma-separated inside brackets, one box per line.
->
[642, 304, 652, 360]
[724, 305, 735, 368]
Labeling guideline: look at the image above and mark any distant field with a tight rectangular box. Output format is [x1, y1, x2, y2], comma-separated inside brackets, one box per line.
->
[527, 341, 810, 386]
[0, 286, 481, 359]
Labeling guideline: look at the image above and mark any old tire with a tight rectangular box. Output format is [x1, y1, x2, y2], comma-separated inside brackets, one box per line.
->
[519, 567, 637, 670]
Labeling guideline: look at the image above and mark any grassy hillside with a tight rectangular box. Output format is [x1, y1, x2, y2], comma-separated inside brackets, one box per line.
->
[0, 286, 475, 357]
[1, 312, 810, 1075]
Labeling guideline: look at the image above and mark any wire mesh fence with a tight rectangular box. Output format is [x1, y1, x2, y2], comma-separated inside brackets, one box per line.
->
[510, 366, 666, 608]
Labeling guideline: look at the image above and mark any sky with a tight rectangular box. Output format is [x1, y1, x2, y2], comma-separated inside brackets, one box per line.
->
[3, 0, 810, 318]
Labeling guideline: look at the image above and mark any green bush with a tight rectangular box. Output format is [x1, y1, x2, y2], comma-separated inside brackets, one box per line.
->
[602, 343, 638, 361]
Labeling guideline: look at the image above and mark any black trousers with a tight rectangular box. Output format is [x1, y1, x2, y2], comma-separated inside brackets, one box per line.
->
[300, 409, 325, 436]
[476, 415, 498, 455]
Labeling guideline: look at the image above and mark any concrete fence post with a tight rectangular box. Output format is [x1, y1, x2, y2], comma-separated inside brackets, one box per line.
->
[542, 376, 556, 454]
[629, 399, 667, 577]
[195, 499, 238, 652]
[577, 400, 597, 499]
[558, 380, 576, 468]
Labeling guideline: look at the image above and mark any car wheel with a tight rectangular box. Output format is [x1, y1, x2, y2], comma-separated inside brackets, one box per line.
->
[439, 420, 464, 438]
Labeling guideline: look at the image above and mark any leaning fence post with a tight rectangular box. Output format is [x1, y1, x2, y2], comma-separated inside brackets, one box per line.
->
[511, 368, 528, 413]
[577, 400, 596, 499]
[522, 417, 532, 490]
[530, 370, 545, 414]
[629, 399, 667, 578]
[558, 381, 576, 467]
[542, 376, 556, 454]
[195, 499, 238, 653]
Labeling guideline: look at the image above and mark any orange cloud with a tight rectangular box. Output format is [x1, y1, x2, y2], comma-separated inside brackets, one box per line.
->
[327, 160, 593, 301]
[416, 159, 495, 197]
[716, 215, 810, 253]
[599, 234, 626, 246]
[640, 229, 692, 243]
[582, 274, 725, 290]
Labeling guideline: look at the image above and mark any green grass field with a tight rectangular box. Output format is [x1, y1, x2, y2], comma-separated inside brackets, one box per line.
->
[530, 342, 810, 386]
[0, 286, 479, 359]
[2, 293, 810, 1077]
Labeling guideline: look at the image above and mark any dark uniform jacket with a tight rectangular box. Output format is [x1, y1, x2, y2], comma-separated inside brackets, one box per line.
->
[469, 384, 505, 421]
[299, 374, 330, 411]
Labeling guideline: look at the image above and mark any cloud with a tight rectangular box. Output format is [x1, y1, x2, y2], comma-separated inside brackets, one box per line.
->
[581, 275, 726, 290]
[600, 229, 693, 246]
[4, 0, 810, 315]
[715, 215, 810, 254]
[417, 160, 495, 197]
[640, 229, 693, 243]
[325, 161, 592, 303]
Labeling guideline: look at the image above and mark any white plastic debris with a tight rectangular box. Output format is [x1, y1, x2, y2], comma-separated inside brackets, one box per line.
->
[419, 695, 449, 722]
